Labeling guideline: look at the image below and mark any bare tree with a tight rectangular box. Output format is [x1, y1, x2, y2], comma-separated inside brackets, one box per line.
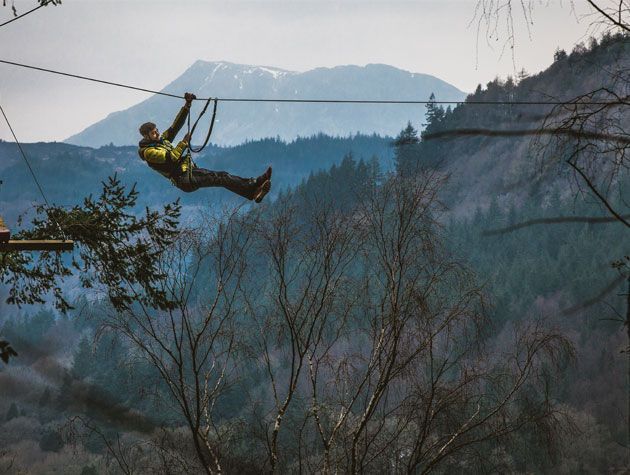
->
[93, 208, 255, 474]
[239, 193, 362, 473]
[235, 171, 573, 473]
[472, 3, 629, 226]
[474, 1, 629, 57]
[0, 0, 60, 20]
[306, 172, 572, 474]
[532, 83, 630, 224]
[65, 416, 202, 474]
[473, 3, 629, 449]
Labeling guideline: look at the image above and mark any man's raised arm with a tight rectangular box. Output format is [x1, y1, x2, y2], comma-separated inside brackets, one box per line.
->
[161, 92, 196, 142]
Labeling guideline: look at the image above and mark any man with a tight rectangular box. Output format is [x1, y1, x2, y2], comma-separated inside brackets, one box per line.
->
[138, 92, 272, 202]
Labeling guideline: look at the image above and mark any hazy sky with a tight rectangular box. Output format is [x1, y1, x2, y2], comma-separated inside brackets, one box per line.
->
[0, 0, 594, 142]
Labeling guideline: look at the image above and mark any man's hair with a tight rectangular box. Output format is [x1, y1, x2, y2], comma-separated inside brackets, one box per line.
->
[139, 122, 156, 137]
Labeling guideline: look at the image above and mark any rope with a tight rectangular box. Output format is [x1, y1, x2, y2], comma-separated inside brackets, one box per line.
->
[0, 102, 68, 240]
[0, 59, 182, 100]
[0, 58, 625, 107]
[0, 1, 53, 29]
[188, 99, 218, 154]
[0, 102, 49, 205]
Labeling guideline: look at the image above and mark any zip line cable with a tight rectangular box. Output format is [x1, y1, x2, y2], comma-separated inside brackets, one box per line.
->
[0, 59, 182, 100]
[0, 1, 52, 29]
[0, 102, 68, 239]
[0, 58, 624, 107]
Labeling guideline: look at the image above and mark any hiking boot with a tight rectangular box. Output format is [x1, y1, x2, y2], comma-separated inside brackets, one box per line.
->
[256, 166, 272, 186]
[253, 179, 271, 203]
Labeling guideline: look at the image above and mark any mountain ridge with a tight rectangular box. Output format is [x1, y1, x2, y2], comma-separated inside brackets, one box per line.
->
[66, 61, 466, 147]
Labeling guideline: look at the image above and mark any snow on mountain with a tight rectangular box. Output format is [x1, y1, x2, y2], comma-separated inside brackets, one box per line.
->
[66, 61, 466, 147]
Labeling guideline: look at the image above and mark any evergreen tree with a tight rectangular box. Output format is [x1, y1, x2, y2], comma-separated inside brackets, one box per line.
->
[72, 336, 95, 380]
[517, 68, 529, 83]
[93, 334, 128, 394]
[423, 92, 445, 130]
[30, 309, 55, 342]
[39, 430, 64, 452]
[3, 174, 182, 314]
[0, 340, 17, 364]
[393, 122, 420, 175]
[56, 372, 74, 411]
[38, 388, 51, 407]
[554, 48, 568, 61]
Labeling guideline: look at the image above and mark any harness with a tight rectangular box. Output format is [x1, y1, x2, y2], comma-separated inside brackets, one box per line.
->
[138, 140, 187, 179]
[185, 98, 218, 154]
[138, 98, 218, 182]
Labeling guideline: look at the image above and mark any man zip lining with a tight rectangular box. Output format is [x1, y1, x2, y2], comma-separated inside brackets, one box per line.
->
[138, 92, 272, 202]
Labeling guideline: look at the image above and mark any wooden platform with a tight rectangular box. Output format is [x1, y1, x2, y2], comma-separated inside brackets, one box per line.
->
[0, 240, 74, 252]
[0, 216, 9, 242]
[0, 214, 73, 252]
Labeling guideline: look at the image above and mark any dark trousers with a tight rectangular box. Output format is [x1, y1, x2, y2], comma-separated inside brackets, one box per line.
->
[173, 168, 258, 199]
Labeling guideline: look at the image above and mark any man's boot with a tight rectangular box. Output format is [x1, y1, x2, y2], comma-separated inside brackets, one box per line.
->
[253, 166, 272, 203]
[215, 172, 260, 200]
[253, 180, 271, 203]
[256, 166, 272, 186]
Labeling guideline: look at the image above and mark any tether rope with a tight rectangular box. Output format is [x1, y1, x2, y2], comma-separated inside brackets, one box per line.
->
[0, 102, 68, 239]
[187, 98, 218, 154]
[0, 102, 49, 206]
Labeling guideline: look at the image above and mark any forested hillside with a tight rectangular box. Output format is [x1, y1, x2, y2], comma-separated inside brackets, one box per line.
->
[0, 34, 628, 473]
[0, 133, 393, 225]
[398, 32, 630, 215]
[1, 154, 625, 472]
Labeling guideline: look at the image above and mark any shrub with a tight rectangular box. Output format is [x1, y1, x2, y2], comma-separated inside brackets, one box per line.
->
[39, 429, 64, 452]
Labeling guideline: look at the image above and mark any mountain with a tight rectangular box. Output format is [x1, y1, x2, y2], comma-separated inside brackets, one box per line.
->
[65, 62, 466, 147]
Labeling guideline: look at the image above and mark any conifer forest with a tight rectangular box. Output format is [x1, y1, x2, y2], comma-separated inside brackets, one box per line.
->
[0, 1, 629, 473]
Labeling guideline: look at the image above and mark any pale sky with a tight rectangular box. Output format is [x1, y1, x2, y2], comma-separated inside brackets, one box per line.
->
[0, 0, 594, 142]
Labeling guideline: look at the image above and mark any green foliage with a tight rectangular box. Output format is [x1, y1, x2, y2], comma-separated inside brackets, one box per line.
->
[1, 174, 181, 313]
[72, 337, 95, 380]
[296, 152, 381, 210]
[392, 122, 420, 175]
[423, 92, 445, 129]
[554, 48, 568, 61]
[80, 466, 98, 475]
[0, 340, 17, 363]
[448, 187, 627, 326]
[0, 309, 55, 363]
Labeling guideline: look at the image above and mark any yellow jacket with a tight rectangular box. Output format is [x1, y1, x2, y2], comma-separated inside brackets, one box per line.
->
[138, 106, 194, 180]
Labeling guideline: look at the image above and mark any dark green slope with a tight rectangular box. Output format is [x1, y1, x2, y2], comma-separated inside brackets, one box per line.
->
[0, 133, 394, 225]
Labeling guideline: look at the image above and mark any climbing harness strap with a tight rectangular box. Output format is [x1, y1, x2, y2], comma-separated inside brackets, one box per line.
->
[185, 98, 219, 155]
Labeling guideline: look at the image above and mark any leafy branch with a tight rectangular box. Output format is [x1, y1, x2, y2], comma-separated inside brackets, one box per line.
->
[0, 174, 181, 313]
